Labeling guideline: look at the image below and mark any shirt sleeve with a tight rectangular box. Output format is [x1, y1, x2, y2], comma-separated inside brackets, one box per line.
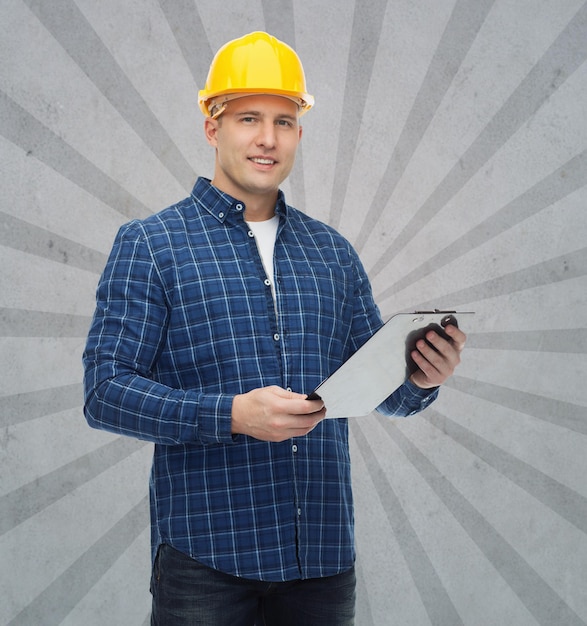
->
[82, 221, 235, 445]
[376, 378, 439, 417]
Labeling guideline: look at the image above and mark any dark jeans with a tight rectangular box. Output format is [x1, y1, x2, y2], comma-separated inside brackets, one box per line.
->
[150, 544, 356, 626]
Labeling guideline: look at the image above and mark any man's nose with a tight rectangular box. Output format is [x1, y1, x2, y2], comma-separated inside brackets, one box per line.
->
[255, 121, 276, 148]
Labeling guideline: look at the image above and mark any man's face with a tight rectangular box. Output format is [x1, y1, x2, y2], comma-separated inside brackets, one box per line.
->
[205, 95, 302, 210]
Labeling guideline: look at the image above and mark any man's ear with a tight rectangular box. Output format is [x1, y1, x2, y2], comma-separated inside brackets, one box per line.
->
[204, 117, 219, 147]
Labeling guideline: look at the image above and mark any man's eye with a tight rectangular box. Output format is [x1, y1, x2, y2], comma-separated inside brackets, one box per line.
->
[277, 120, 293, 127]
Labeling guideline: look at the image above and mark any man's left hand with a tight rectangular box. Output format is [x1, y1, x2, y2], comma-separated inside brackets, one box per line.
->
[409, 324, 466, 389]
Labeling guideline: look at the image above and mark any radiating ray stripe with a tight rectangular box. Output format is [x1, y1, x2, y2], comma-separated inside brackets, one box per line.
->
[0, 384, 82, 429]
[425, 409, 587, 535]
[380, 149, 587, 293]
[369, 2, 587, 271]
[262, 0, 294, 37]
[393, 246, 587, 310]
[261, 0, 307, 211]
[156, 0, 212, 87]
[0, 437, 147, 536]
[351, 420, 465, 626]
[0, 91, 151, 221]
[22, 0, 196, 191]
[0, 307, 94, 338]
[7, 496, 149, 626]
[0, 211, 108, 274]
[446, 375, 587, 436]
[467, 329, 587, 353]
[352, 0, 496, 247]
[374, 415, 585, 626]
[327, 0, 389, 229]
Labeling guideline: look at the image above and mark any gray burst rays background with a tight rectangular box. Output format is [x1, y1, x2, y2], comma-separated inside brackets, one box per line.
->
[1, 1, 587, 624]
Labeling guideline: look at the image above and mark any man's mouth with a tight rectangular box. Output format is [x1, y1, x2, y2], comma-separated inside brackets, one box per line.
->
[249, 157, 276, 165]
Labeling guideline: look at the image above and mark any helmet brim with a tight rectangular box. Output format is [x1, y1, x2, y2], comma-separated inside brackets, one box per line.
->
[198, 88, 314, 117]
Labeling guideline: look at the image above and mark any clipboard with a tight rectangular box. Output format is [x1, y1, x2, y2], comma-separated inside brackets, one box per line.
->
[307, 310, 474, 418]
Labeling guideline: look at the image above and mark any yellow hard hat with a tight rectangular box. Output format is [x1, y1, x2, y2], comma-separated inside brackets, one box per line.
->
[198, 31, 314, 117]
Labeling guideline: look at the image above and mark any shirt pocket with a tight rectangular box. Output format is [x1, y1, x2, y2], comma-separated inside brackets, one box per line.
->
[280, 262, 353, 338]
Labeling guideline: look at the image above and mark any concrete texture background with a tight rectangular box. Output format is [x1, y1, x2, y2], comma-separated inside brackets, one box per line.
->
[1, 1, 587, 624]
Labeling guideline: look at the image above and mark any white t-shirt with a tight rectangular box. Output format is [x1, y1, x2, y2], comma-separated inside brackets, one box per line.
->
[246, 215, 279, 303]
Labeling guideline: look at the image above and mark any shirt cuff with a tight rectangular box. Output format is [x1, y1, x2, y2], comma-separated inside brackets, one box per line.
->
[191, 393, 235, 444]
[402, 378, 439, 414]
[377, 378, 439, 417]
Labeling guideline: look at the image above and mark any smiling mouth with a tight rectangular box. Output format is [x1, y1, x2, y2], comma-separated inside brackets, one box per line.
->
[249, 157, 276, 165]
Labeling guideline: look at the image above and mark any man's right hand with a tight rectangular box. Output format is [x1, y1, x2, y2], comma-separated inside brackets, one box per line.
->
[231, 386, 326, 442]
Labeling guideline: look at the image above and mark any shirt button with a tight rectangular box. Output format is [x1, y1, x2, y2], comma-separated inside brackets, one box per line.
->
[248, 230, 255, 238]
[273, 333, 280, 341]
[292, 445, 298, 453]
[297, 508, 302, 517]
[218, 212, 225, 219]
[264, 278, 271, 286]
[235, 203, 244, 211]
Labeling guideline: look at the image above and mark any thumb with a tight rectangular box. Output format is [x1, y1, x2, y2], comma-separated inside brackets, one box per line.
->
[269, 386, 308, 401]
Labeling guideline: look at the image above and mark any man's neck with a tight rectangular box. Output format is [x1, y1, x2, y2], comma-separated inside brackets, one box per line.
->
[210, 179, 278, 221]
[243, 203, 276, 222]
[235, 188, 278, 221]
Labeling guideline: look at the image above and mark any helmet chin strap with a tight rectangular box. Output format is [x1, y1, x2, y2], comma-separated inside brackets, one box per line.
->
[210, 103, 227, 119]
[208, 93, 255, 119]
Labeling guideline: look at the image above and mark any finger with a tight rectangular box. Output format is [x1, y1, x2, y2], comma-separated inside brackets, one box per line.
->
[423, 331, 449, 354]
[293, 411, 325, 428]
[273, 388, 325, 414]
[276, 411, 326, 436]
[272, 386, 326, 410]
[410, 352, 442, 389]
[411, 347, 439, 375]
[414, 336, 455, 374]
[424, 331, 463, 366]
[417, 336, 449, 367]
[270, 386, 308, 400]
[444, 325, 467, 351]
[292, 399, 326, 416]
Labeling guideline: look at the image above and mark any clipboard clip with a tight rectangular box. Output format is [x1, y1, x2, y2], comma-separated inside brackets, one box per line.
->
[411, 310, 457, 325]
[413, 309, 456, 314]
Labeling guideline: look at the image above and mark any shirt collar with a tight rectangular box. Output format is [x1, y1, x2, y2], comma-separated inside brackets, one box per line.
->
[191, 177, 288, 223]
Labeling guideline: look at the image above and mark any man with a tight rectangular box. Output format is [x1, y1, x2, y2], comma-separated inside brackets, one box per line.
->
[83, 32, 466, 625]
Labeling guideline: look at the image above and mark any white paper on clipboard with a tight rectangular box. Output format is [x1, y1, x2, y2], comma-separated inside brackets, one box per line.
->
[307, 310, 474, 418]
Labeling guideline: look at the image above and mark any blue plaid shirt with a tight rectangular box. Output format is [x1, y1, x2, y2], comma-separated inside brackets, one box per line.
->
[83, 177, 437, 581]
